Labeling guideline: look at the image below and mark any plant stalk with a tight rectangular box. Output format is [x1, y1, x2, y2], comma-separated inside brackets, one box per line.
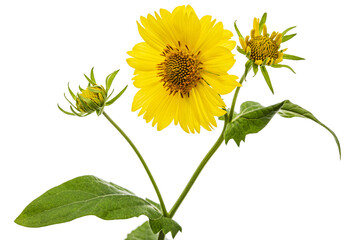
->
[168, 66, 250, 218]
[102, 111, 168, 216]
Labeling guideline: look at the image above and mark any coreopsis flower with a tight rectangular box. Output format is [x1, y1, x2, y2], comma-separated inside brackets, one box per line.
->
[235, 13, 304, 93]
[58, 68, 127, 117]
[127, 5, 240, 133]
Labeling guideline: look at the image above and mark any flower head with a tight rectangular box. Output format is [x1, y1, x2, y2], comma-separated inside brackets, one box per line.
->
[127, 5, 240, 133]
[58, 68, 127, 117]
[75, 85, 106, 113]
[235, 13, 304, 94]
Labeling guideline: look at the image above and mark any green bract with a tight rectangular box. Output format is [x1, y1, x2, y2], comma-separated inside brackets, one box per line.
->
[58, 68, 127, 116]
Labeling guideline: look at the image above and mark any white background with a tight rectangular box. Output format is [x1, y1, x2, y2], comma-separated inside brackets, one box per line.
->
[1, 0, 359, 239]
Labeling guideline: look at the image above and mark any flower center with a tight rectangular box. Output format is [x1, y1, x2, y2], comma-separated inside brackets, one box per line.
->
[248, 36, 279, 62]
[157, 44, 202, 97]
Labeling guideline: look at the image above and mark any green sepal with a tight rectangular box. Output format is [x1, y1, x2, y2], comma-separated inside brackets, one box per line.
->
[252, 63, 259, 77]
[106, 85, 128, 106]
[260, 66, 274, 94]
[282, 33, 297, 43]
[236, 45, 246, 55]
[283, 54, 305, 60]
[259, 12, 267, 34]
[87, 86, 103, 94]
[76, 94, 94, 113]
[282, 26, 296, 36]
[271, 64, 296, 74]
[14, 175, 163, 228]
[77, 94, 95, 112]
[67, 83, 76, 101]
[105, 69, 120, 93]
[63, 93, 77, 109]
[149, 217, 182, 239]
[90, 67, 96, 84]
[95, 107, 105, 116]
[106, 89, 115, 100]
[83, 74, 94, 86]
[234, 20, 244, 39]
[70, 106, 86, 117]
[79, 85, 84, 92]
[57, 104, 75, 116]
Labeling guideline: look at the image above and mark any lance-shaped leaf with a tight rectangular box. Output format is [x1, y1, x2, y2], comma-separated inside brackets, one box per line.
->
[15, 175, 162, 227]
[224, 101, 284, 146]
[278, 100, 341, 158]
[126, 222, 169, 240]
[224, 100, 341, 159]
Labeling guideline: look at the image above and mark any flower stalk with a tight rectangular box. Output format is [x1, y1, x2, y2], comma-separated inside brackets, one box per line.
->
[102, 111, 168, 217]
[169, 66, 250, 218]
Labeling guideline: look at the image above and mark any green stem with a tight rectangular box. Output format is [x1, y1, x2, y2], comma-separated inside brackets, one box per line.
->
[168, 66, 250, 218]
[102, 111, 168, 216]
[228, 65, 251, 121]
[168, 123, 226, 218]
[157, 231, 165, 240]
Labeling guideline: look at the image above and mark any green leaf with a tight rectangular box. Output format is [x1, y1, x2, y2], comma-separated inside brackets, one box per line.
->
[259, 12, 267, 34]
[105, 69, 120, 92]
[270, 64, 296, 74]
[282, 33, 297, 43]
[126, 222, 163, 240]
[224, 101, 284, 146]
[145, 200, 182, 238]
[282, 26, 296, 36]
[234, 20, 244, 39]
[106, 85, 128, 106]
[15, 175, 162, 227]
[224, 100, 341, 159]
[236, 45, 246, 55]
[278, 100, 341, 158]
[283, 54, 305, 61]
[149, 217, 182, 238]
[260, 66, 274, 94]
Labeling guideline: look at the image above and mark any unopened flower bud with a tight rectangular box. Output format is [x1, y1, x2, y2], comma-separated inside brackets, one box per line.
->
[76, 86, 106, 113]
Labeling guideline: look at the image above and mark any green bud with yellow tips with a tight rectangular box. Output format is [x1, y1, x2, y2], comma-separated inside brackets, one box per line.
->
[58, 68, 127, 117]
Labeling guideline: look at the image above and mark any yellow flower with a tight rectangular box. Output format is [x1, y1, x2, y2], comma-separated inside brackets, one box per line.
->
[235, 13, 304, 94]
[240, 17, 285, 66]
[127, 5, 240, 133]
